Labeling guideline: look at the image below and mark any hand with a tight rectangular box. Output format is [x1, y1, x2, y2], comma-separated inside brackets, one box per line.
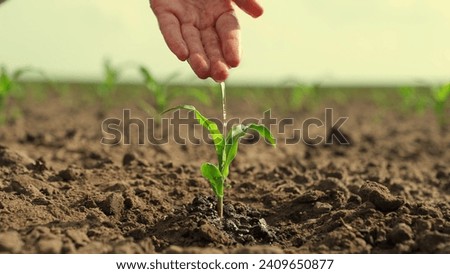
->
[150, 0, 263, 82]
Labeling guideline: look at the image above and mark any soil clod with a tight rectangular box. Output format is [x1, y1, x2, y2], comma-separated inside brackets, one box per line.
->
[99, 193, 125, 217]
[359, 181, 404, 212]
[0, 231, 23, 253]
[388, 223, 414, 244]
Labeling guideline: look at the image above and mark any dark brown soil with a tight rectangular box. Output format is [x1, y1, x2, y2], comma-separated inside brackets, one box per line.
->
[0, 85, 449, 254]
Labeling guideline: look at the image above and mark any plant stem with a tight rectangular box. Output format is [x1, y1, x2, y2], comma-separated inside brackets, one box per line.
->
[217, 196, 223, 219]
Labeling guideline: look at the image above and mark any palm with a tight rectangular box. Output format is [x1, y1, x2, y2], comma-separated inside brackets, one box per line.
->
[150, 0, 263, 82]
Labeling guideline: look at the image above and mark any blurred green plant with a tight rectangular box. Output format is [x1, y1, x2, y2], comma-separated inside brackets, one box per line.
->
[139, 66, 210, 116]
[0, 66, 49, 124]
[289, 82, 316, 110]
[398, 86, 428, 114]
[0, 67, 17, 124]
[97, 59, 121, 101]
[432, 83, 450, 129]
[139, 66, 176, 114]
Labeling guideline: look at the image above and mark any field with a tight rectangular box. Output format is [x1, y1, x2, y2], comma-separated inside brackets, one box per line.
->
[0, 83, 449, 254]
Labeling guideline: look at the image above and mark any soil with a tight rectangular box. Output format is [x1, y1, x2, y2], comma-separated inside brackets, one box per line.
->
[0, 85, 449, 254]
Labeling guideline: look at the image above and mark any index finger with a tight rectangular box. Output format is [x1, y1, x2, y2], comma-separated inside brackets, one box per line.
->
[155, 12, 189, 61]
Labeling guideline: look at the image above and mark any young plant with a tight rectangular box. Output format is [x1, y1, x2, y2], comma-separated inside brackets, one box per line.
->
[289, 82, 316, 110]
[433, 83, 450, 130]
[0, 67, 14, 123]
[97, 59, 121, 100]
[162, 105, 276, 218]
[0, 66, 43, 124]
[139, 66, 175, 114]
[398, 86, 428, 114]
[139, 66, 210, 115]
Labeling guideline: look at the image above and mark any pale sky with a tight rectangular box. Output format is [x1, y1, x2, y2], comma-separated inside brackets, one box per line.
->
[1, 0, 450, 85]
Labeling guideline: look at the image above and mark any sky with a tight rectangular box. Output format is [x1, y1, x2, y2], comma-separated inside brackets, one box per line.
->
[1, 0, 450, 85]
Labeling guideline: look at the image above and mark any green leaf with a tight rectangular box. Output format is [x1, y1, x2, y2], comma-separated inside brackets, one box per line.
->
[222, 124, 247, 178]
[0, 67, 12, 94]
[201, 163, 224, 197]
[139, 66, 157, 90]
[98, 60, 120, 97]
[140, 66, 171, 112]
[247, 124, 277, 147]
[290, 85, 313, 108]
[435, 83, 450, 103]
[161, 105, 224, 166]
[221, 123, 276, 178]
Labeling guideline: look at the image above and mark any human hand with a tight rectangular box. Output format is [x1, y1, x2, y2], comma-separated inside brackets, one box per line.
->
[150, 0, 263, 82]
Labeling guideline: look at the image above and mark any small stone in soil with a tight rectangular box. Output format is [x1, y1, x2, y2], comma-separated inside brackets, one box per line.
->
[292, 174, 309, 184]
[251, 218, 275, 241]
[9, 179, 42, 197]
[198, 223, 231, 244]
[126, 228, 148, 241]
[316, 178, 349, 198]
[58, 168, 77, 182]
[224, 219, 239, 232]
[37, 238, 63, 254]
[313, 202, 333, 214]
[122, 152, 136, 166]
[0, 146, 34, 167]
[388, 223, 414, 244]
[223, 203, 236, 216]
[295, 190, 326, 203]
[32, 197, 51, 205]
[113, 242, 143, 254]
[417, 231, 450, 253]
[0, 231, 23, 253]
[99, 193, 125, 217]
[66, 229, 90, 246]
[359, 181, 404, 212]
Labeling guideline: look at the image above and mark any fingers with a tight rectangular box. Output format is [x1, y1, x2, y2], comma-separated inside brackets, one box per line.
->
[181, 25, 210, 79]
[201, 28, 229, 82]
[232, 0, 264, 18]
[156, 12, 189, 61]
[216, 12, 241, 68]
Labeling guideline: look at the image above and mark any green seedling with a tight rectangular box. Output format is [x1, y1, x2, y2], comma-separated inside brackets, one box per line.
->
[139, 67, 210, 115]
[162, 105, 276, 218]
[97, 59, 144, 108]
[97, 59, 121, 100]
[0, 66, 45, 124]
[398, 86, 428, 114]
[0, 67, 14, 123]
[139, 66, 176, 114]
[433, 83, 450, 129]
[289, 82, 316, 110]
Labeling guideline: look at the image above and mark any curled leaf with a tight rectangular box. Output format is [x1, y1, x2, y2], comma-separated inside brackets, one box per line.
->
[201, 163, 224, 197]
